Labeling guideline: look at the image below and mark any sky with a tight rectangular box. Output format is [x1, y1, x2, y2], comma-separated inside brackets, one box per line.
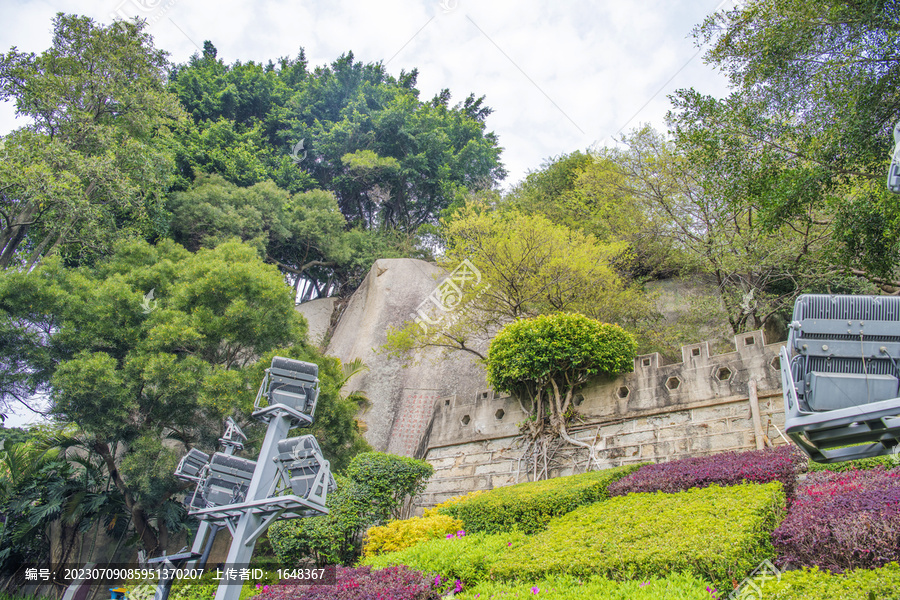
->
[0, 0, 738, 427]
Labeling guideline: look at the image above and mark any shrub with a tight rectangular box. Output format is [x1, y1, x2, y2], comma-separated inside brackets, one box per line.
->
[259, 565, 440, 600]
[807, 454, 897, 473]
[437, 464, 641, 534]
[269, 452, 433, 566]
[608, 445, 803, 499]
[362, 513, 464, 558]
[360, 531, 531, 585]
[771, 467, 900, 572]
[491, 482, 786, 592]
[456, 573, 719, 600]
[758, 563, 900, 599]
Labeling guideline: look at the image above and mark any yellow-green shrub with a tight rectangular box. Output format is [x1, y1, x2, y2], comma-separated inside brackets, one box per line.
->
[436, 464, 642, 534]
[361, 531, 530, 585]
[761, 563, 900, 599]
[363, 513, 464, 558]
[491, 482, 786, 593]
[456, 573, 717, 600]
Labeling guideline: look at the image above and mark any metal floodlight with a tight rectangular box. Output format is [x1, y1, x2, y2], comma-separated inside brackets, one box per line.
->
[781, 294, 900, 462]
[219, 417, 248, 451]
[174, 448, 210, 483]
[274, 435, 335, 512]
[253, 357, 320, 426]
[889, 120, 900, 194]
[198, 453, 258, 508]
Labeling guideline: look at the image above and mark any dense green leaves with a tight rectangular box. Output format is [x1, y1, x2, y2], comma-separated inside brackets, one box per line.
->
[169, 46, 506, 233]
[487, 314, 637, 398]
[268, 452, 432, 566]
[671, 0, 900, 284]
[0, 14, 187, 269]
[0, 238, 313, 553]
[436, 465, 640, 535]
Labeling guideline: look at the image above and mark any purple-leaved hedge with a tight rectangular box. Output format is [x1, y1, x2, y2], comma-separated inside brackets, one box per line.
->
[607, 445, 804, 499]
[772, 467, 900, 572]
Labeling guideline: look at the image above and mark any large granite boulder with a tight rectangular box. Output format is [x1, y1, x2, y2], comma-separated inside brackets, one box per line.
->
[296, 258, 488, 455]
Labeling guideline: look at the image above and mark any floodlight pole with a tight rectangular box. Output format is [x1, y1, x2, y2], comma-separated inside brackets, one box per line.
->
[213, 412, 294, 600]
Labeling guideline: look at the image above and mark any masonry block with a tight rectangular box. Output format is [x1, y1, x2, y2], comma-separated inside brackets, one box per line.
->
[615, 429, 659, 446]
[475, 462, 512, 476]
[446, 465, 476, 478]
[489, 474, 519, 489]
[462, 452, 493, 465]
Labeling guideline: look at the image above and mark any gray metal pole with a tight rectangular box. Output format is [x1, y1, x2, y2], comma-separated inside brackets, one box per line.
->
[213, 414, 293, 600]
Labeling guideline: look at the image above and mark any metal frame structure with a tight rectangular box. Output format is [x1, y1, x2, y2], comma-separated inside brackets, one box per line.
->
[157, 357, 333, 600]
[781, 294, 900, 462]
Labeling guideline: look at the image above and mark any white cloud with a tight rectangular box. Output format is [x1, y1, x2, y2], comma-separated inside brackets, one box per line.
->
[0, 0, 734, 186]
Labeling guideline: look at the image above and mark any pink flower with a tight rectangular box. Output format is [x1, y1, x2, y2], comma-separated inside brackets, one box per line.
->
[435, 575, 442, 586]
[531, 586, 540, 594]
[263, 585, 269, 592]
[507, 542, 512, 547]
[457, 530, 466, 537]
[640, 581, 650, 587]
[446, 533, 454, 539]
[454, 580, 463, 593]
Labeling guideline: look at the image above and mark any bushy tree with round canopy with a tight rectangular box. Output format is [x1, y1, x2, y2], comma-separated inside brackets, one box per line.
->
[486, 313, 636, 474]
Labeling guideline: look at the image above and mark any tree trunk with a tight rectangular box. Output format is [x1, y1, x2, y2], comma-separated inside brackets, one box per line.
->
[93, 440, 160, 555]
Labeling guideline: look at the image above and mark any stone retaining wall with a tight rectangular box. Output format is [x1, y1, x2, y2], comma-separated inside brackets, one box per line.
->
[416, 330, 788, 509]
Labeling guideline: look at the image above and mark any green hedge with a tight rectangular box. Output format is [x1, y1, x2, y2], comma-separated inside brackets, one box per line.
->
[437, 464, 642, 534]
[490, 482, 786, 592]
[455, 573, 717, 599]
[760, 563, 900, 599]
[807, 454, 898, 473]
[360, 531, 530, 584]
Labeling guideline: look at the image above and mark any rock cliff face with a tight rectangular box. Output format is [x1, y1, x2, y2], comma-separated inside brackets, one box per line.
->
[296, 258, 488, 455]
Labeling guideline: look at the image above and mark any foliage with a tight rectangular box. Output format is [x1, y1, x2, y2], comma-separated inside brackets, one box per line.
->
[807, 454, 898, 473]
[455, 573, 720, 600]
[259, 565, 440, 600]
[436, 465, 640, 535]
[507, 151, 685, 279]
[166, 174, 412, 300]
[363, 514, 462, 559]
[344, 452, 433, 522]
[608, 445, 804, 499]
[759, 563, 900, 600]
[0, 238, 309, 554]
[385, 204, 653, 362]
[491, 482, 786, 593]
[0, 14, 187, 270]
[771, 467, 900, 572]
[360, 531, 531, 585]
[268, 452, 432, 566]
[596, 126, 868, 338]
[673, 0, 900, 287]
[169, 46, 505, 232]
[0, 436, 126, 573]
[485, 313, 636, 468]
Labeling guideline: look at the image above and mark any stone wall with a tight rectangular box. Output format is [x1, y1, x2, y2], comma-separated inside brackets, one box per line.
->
[416, 329, 788, 509]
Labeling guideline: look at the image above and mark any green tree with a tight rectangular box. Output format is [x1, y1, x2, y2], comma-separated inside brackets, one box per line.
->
[676, 0, 900, 283]
[595, 126, 870, 336]
[386, 202, 651, 360]
[169, 46, 506, 232]
[486, 313, 636, 475]
[0, 238, 366, 555]
[268, 452, 432, 566]
[0, 14, 187, 270]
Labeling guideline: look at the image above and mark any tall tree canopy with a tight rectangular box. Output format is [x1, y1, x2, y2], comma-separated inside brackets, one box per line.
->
[673, 0, 900, 284]
[0, 239, 368, 555]
[168, 46, 506, 232]
[0, 14, 187, 270]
